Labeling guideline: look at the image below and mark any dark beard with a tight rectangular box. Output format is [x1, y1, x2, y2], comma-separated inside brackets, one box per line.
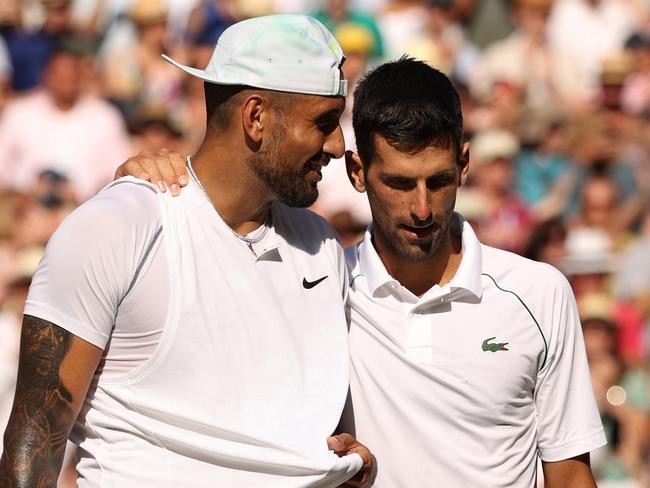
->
[374, 210, 452, 262]
[247, 130, 320, 208]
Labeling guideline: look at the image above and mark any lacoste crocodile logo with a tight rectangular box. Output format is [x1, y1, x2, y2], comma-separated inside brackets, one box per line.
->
[482, 337, 509, 352]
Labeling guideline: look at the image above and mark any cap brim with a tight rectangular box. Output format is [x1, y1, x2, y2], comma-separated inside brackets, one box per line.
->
[161, 53, 348, 96]
[161, 54, 221, 84]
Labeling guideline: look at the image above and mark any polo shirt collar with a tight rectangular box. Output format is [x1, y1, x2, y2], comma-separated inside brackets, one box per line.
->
[448, 214, 483, 299]
[358, 225, 399, 294]
[358, 213, 483, 299]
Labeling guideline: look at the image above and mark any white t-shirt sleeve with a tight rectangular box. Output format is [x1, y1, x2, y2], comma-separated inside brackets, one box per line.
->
[24, 179, 162, 349]
[534, 272, 607, 461]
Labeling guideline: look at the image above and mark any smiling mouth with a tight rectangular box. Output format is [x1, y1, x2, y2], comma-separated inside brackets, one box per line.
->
[305, 159, 327, 181]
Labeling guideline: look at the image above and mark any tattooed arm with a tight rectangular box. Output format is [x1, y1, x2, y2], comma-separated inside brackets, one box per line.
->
[0, 315, 103, 488]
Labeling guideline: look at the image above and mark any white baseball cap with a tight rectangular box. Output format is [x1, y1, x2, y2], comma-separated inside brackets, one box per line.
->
[162, 14, 348, 97]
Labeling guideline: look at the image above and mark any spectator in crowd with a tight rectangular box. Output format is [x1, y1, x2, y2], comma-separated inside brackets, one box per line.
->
[421, 0, 479, 84]
[375, 0, 430, 58]
[561, 227, 617, 298]
[3, 0, 75, 91]
[580, 293, 650, 486]
[186, 0, 236, 48]
[547, 0, 639, 88]
[523, 216, 567, 268]
[101, 0, 186, 121]
[129, 104, 185, 154]
[615, 207, 650, 357]
[621, 32, 650, 115]
[570, 174, 634, 247]
[471, 0, 592, 114]
[562, 113, 638, 218]
[470, 128, 535, 253]
[0, 47, 131, 201]
[515, 115, 573, 220]
[457, 0, 513, 48]
[312, 0, 385, 58]
[562, 227, 644, 362]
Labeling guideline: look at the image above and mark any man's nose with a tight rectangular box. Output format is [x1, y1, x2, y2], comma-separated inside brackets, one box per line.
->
[323, 124, 345, 160]
[410, 184, 432, 223]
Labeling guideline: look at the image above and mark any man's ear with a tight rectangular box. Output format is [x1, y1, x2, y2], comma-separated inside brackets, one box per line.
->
[346, 151, 367, 193]
[241, 94, 265, 146]
[458, 142, 470, 187]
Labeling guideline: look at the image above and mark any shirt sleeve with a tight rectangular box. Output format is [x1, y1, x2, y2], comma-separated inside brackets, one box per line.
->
[24, 179, 161, 349]
[534, 273, 607, 461]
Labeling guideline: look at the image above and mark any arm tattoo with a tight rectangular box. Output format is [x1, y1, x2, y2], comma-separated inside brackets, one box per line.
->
[0, 316, 75, 488]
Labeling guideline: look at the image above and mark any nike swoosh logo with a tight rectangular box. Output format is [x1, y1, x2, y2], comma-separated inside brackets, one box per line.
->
[303, 275, 328, 289]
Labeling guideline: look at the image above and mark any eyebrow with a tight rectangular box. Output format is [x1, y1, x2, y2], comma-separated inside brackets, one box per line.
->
[381, 169, 457, 181]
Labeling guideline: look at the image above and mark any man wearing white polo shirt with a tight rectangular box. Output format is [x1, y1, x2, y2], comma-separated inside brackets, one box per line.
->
[341, 58, 605, 486]
[116, 58, 606, 486]
[0, 15, 372, 488]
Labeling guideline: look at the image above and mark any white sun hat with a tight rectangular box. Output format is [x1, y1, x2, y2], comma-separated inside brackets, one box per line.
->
[162, 14, 348, 97]
[561, 227, 617, 276]
[471, 129, 520, 164]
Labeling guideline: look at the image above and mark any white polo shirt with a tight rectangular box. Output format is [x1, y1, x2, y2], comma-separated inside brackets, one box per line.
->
[344, 214, 606, 487]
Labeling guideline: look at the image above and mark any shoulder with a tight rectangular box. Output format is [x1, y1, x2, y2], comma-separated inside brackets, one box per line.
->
[39, 177, 163, 290]
[58, 177, 161, 238]
[481, 244, 570, 296]
[77, 96, 125, 122]
[1, 92, 44, 119]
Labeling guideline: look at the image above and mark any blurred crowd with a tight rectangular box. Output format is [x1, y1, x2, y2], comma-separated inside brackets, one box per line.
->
[0, 0, 649, 486]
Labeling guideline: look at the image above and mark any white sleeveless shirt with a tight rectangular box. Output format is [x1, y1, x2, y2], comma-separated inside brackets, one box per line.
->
[28, 178, 361, 487]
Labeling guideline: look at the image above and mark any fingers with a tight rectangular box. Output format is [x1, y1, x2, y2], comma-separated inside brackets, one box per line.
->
[328, 434, 375, 488]
[149, 148, 187, 195]
[114, 149, 188, 196]
[167, 150, 189, 187]
[114, 153, 153, 183]
[327, 433, 353, 454]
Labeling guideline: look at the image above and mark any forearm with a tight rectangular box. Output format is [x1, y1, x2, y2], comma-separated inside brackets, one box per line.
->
[0, 412, 71, 488]
[543, 454, 597, 488]
[0, 316, 101, 487]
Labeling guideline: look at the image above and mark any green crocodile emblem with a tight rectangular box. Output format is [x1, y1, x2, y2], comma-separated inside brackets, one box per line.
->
[482, 337, 509, 352]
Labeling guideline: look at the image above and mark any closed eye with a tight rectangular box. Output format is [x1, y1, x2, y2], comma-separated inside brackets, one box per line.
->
[383, 177, 416, 191]
[426, 173, 457, 190]
[314, 110, 342, 135]
[383, 171, 456, 191]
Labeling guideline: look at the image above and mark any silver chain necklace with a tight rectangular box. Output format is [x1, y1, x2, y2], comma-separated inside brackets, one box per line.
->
[186, 155, 270, 254]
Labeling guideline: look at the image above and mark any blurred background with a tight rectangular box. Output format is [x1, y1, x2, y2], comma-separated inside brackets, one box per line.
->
[0, 0, 648, 486]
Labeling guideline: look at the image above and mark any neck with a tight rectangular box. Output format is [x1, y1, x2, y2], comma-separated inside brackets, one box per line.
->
[49, 93, 76, 111]
[373, 226, 463, 297]
[191, 140, 273, 235]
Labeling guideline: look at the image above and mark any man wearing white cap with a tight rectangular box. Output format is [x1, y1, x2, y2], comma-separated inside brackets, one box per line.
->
[0, 14, 372, 488]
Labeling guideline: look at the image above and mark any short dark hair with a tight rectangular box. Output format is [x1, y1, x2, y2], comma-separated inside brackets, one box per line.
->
[204, 83, 291, 132]
[352, 57, 463, 166]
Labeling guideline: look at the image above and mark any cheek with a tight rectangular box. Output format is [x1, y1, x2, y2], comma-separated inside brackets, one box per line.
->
[367, 188, 401, 222]
[287, 127, 321, 157]
[432, 188, 458, 213]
